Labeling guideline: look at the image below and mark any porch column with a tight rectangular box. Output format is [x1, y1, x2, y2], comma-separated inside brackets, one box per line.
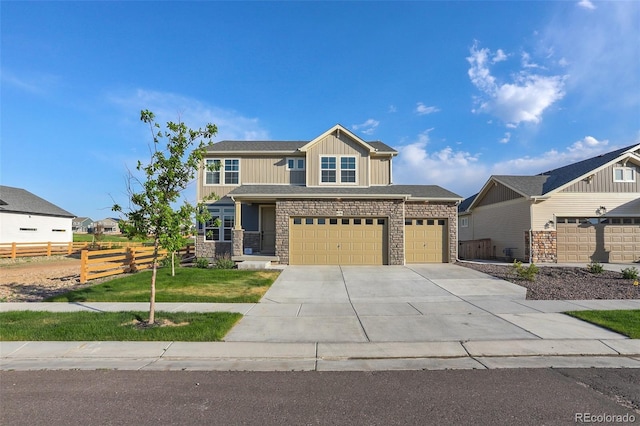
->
[232, 200, 243, 256]
[234, 200, 242, 230]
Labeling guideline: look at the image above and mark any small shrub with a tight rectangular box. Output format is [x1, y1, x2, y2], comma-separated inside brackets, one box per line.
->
[621, 267, 638, 280]
[511, 260, 539, 281]
[160, 255, 179, 269]
[587, 261, 604, 274]
[213, 254, 235, 269]
[195, 257, 209, 269]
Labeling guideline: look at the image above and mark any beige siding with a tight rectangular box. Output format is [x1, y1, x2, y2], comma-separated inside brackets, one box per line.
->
[306, 135, 369, 186]
[562, 163, 640, 192]
[531, 192, 640, 230]
[476, 182, 522, 207]
[198, 155, 305, 201]
[468, 198, 531, 260]
[370, 157, 391, 185]
[458, 214, 473, 241]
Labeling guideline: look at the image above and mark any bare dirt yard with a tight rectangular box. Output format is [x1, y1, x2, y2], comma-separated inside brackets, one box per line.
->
[0, 257, 95, 302]
[1, 257, 638, 302]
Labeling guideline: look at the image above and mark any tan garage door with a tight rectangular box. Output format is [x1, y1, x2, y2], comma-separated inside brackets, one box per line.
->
[557, 218, 640, 263]
[289, 217, 387, 265]
[405, 219, 448, 263]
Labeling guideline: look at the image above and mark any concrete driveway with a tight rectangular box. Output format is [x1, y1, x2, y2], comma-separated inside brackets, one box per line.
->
[224, 264, 627, 343]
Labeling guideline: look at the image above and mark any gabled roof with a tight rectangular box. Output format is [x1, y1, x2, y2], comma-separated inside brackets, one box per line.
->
[228, 184, 461, 201]
[207, 124, 397, 155]
[465, 143, 640, 211]
[73, 217, 93, 224]
[0, 185, 74, 218]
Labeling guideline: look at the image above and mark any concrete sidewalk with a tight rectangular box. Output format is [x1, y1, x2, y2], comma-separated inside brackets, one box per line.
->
[1, 264, 639, 371]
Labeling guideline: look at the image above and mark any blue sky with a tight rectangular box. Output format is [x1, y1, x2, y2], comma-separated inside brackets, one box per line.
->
[2, 1, 639, 221]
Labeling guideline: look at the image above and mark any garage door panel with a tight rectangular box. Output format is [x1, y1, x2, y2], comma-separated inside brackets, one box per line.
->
[289, 217, 386, 265]
[405, 219, 448, 263]
[557, 219, 640, 263]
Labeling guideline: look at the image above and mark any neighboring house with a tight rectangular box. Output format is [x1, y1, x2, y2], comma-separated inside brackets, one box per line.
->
[72, 217, 94, 233]
[93, 218, 121, 234]
[459, 143, 640, 264]
[196, 124, 462, 265]
[0, 185, 74, 243]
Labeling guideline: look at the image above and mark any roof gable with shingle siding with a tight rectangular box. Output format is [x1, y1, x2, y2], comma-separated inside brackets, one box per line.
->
[0, 185, 74, 218]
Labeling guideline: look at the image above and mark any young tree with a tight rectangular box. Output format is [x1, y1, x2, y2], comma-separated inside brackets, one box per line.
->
[113, 109, 217, 325]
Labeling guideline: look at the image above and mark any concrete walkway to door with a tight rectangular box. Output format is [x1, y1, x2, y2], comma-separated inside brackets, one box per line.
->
[224, 264, 636, 343]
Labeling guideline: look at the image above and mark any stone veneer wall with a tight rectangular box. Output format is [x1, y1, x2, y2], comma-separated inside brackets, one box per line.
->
[243, 231, 261, 254]
[232, 229, 244, 257]
[275, 199, 405, 265]
[525, 230, 557, 263]
[195, 234, 231, 259]
[404, 202, 459, 263]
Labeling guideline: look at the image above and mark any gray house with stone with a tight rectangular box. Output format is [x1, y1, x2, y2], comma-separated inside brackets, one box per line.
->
[459, 143, 640, 263]
[196, 124, 462, 265]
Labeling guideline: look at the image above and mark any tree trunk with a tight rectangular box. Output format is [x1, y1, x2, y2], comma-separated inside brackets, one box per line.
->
[171, 251, 176, 277]
[149, 238, 159, 325]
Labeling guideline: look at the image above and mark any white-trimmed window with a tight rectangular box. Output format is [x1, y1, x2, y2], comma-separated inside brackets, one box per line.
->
[321, 156, 337, 183]
[340, 156, 357, 183]
[205, 159, 221, 185]
[224, 159, 240, 185]
[613, 167, 636, 182]
[287, 158, 305, 170]
[203, 207, 234, 241]
[460, 217, 469, 228]
[204, 159, 240, 185]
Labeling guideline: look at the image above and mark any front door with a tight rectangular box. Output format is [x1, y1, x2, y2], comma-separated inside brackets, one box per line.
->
[261, 206, 276, 255]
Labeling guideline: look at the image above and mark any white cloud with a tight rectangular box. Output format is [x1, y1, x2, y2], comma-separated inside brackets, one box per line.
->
[1, 68, 59, 95]
[351, 118, 380, 135]
[493, 49, 507, 63]
[415, 102, 440, 115]
[491, 136, 610, 175]
[467, 42, 566, 126]
[499, 132, 511, 144]
[108, 89, 269, 141]
[388, 105, 397, 113]
[393, 130, 485, 196]
[577, 0, 596, 10]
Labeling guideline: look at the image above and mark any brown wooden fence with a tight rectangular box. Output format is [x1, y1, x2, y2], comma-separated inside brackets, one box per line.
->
[458, 239, 493, 260]
[0, 241, 154, 259]
[79, 244, 194, 283]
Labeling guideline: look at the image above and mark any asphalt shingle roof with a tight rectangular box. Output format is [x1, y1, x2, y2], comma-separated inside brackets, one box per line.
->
[0, 185, 74, 217]
[228, 184, 461, 200]
[208, 140, 397, 153]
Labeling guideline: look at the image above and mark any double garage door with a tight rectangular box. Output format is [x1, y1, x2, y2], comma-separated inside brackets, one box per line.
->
[557, 218, 640, 263]
[289, 216, 447, 265]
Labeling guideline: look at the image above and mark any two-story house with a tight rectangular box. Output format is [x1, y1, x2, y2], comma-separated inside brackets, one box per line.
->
[459, 143, 640, 263]
[196, 124, 462, 265]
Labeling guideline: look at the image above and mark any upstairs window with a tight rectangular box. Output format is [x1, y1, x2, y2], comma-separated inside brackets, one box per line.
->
[205, 159, 221, 184]
[321, 156, 337, 183]
[613, 167, 636, 182]
[340, 156, 356, 183]
[287, 158, 305, 170]
[224, 159, 240, 185]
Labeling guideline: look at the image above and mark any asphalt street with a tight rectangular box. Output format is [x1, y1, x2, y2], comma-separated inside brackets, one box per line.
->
[1, 369, 638, 425]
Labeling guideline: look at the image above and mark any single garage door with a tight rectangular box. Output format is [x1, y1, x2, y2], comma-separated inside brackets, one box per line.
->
[405, 218, 448, 263]
[289, 217, 387, 265]
[557, 217, 640, 263]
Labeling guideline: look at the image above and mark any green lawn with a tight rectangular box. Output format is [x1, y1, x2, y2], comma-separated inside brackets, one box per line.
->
[73, 233, 151, 243]
[0, 311, 241, 341]
[566, 310, 640, 339]
[46, 268, 280, 303]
